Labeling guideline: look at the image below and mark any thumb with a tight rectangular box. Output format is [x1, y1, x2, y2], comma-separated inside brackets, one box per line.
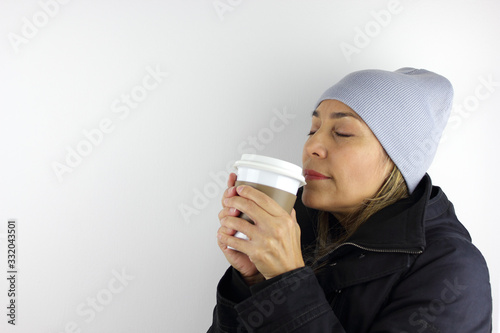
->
[291, 208, 301, 236]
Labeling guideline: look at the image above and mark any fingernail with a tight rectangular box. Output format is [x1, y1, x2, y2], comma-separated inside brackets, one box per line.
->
[236, 185, 243, 193]
[223, 198, 229, 205]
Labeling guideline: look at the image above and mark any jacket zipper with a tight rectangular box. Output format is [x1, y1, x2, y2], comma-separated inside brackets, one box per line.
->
[315, 242, 423, 266]
[336, 242, 423, 255]
[318, 243, 423, 307]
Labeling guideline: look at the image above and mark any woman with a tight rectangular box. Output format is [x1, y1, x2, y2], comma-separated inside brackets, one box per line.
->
[209, 68, 492, 332]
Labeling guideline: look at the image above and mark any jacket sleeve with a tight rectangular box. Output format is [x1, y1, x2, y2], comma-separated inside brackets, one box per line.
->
[208, 266, 347, 332]
[369, 237, 492, 333]
[209, 239, 492, 332]
[208, 267, 252, 333]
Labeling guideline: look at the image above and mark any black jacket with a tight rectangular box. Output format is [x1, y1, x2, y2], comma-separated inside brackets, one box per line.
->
[208, 174, 492, 332]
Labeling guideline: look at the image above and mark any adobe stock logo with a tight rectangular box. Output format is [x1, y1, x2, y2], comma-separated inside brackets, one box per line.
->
[52, 65, 169, 183]
[179, 107, 296, 224]
[397, 74, 499, 171]
[237, 268, 307, 331]
[213, 0, 243, 21]
[8, 0, 72, 54]
[339, 0, 403, 63]
[58, 268, 135, 333]
[446, 74, 499, 136]
[401, 277, 468, 333]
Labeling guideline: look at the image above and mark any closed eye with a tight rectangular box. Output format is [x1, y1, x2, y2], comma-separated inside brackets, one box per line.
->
[335, 132, 353, 138]
[308, 131, 353, 137]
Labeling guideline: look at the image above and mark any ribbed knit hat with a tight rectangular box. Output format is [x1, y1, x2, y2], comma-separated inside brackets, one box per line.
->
[316, 67, 454, 194]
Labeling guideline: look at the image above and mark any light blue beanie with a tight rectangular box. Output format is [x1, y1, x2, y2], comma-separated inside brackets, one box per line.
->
[316, 67, 454, 194]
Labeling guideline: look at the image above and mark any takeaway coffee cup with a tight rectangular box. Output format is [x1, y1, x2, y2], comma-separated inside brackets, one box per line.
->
[229, 154, 306, 246]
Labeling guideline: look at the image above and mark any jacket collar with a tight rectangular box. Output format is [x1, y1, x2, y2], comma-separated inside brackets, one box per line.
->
[344, 173, 432, 253]
[300, 174, 459, 291]
[297, 174, 453, 261]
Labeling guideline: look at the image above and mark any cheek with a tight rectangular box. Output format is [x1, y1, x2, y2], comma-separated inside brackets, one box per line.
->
[355, 151, 389, 186]
[341, 146, 386, 185]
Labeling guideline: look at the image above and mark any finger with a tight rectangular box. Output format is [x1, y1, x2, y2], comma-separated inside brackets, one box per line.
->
[235, 185, 286, 217]
[222, 186, 236, 202]
[217, 225, 237, 236]
[218, 206, 241, 221]
[217, 226, 239, 251]
[217, 233, 229, 251]
[217, 228, 249, 253]
[223, 194, 269, 228]
[221, 185, 238, 208]
[227, 172, 237, 188]
[291, 209, 301, 236]
[220, 216, 255, 240]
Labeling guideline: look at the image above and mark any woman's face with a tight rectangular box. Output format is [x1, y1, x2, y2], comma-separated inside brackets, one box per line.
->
[302, 99, 393, 219]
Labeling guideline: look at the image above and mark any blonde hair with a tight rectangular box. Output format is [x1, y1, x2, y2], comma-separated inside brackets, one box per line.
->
[313, 164, 409, 265]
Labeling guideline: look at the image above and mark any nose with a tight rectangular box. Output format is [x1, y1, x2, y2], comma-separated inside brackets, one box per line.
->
[304, 131, 327, 159]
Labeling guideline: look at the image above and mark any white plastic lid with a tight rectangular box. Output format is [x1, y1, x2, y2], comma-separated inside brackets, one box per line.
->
[233, 154, 306, 186]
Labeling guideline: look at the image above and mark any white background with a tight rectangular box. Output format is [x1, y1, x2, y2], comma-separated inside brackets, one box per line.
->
[0, 0, 498, 332]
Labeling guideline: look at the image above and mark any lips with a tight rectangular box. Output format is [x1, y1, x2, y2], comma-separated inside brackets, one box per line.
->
[303, 169, 331, 181]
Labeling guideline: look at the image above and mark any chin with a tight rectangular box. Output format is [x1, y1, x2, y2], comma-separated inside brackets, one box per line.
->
[302, 186, 345, 214]
[301, 187, 325, 210]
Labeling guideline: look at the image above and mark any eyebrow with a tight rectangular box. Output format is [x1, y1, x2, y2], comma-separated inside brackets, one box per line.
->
[311, 110, 361, 120]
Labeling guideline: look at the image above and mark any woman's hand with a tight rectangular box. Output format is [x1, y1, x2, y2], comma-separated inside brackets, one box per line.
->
[217, 173, 265, 286]
[217, 183, 305, 280]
